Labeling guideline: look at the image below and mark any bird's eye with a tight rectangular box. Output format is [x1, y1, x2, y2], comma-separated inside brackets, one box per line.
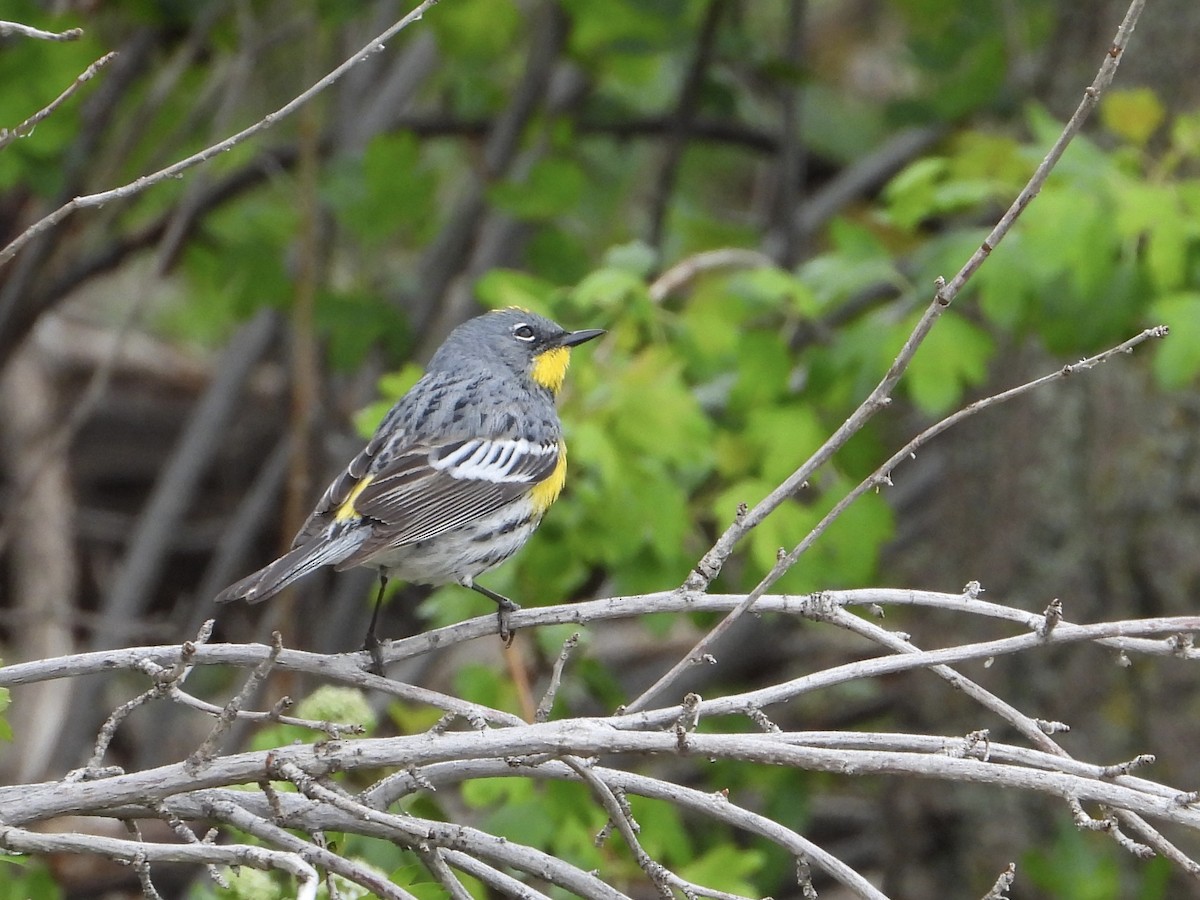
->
[512, 323, 536, 341]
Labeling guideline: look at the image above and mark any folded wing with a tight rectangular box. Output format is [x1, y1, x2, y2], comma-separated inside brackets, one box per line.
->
[333, 437, 560, 568]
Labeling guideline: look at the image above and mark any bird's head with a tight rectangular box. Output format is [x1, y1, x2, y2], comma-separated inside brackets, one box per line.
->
[437, 308, 604, 394]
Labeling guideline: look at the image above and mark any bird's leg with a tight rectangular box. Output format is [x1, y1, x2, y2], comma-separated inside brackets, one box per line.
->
[467, 582, 521, 646]
[362, 574, 389, 675]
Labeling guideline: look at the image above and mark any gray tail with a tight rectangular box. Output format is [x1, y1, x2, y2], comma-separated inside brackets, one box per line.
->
[214, 530, 365, 605]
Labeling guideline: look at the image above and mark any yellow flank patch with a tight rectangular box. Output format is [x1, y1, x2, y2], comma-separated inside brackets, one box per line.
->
[529, 443, 567, 515]
[530, 346, 571, 393]
[334, 475, 374, 522]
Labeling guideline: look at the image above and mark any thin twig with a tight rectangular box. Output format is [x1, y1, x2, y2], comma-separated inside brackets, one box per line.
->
[187, 632, 284, 771]
[414, 845, 474, 900]
[77, 623, 210, 772]
[0, 20, 83, 41]
[0, 0, 444, 268]
[561, 757, 673, 899]
[205, 798, 417, 900]
[369, 758, 887, 900]
[11, 723, 1200, 831]
[2, 596, 1197, 694]
[980, 863, 1016, 900]
[268, 758, 627, 900]
[614, 615, 1200, 731]
[0, 824, 319, 900]
[169, 687, 363, 738]
[535, 632, 580, 723]
[0, 52, 117, 150]
[648, 248, 776, 303]
[150, 799, 227, 889]
[780, 329, 1168, 591]
[122, 821, 163, 900]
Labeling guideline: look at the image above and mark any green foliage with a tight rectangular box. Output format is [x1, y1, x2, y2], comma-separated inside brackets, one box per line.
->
[1022, 816, 1172, 900]
[904, 310, 994, 414]
[0, 3, 105, 197]
[0, 678, 10, 742]
[1150, 293, 1200, 387]
[490, 157, 588, 221]
[248, 686, 375, 754]
[324, 133, 438, 245]
[1101, 88, 1167, 149]
[0, 855, 59, 900]
[214, 868, 285, 900]
[883, 100, 1200, 385]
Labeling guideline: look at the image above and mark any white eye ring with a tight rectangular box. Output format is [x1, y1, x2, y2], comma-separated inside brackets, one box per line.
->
[512, 323, 536, 341]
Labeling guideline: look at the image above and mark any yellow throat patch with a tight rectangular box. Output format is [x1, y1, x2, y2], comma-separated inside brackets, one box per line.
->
[530, 346, 571, 393]
[528, 442, 568, 515]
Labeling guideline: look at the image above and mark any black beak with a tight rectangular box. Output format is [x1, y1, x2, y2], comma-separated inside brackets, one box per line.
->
[559, 328, 605, 348]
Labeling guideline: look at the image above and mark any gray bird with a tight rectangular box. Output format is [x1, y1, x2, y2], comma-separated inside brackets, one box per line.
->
[215, 308, 603, 665]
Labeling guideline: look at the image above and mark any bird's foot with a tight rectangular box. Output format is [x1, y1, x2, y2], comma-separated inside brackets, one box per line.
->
[362, 631, 387, 676]
[496, 597, 521, 647]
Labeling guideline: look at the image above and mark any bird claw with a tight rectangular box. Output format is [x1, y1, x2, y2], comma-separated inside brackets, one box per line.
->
[362, 631, 387, 676]
[496, 598, 521, 646]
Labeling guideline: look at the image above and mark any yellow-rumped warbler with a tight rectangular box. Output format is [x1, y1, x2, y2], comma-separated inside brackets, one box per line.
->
[215, 308, 603, 662]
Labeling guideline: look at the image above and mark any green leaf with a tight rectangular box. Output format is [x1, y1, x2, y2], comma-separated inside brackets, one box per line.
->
[324, 133, 435, 244]
[474, 269, 559, 313]
[1101, 88, 1166, 148]
[603, 240, 659, 276]
[489, 157, 587, 221]
[428, 0, 522, 62]
[743, 404, 826, 485]
[453, 662, 520, 714]
[976, 232, 1034, 330]
[1112, 181, 1193, 291]
[525, 226, 592, 283]
[387, 702, 448, 735]
[627, 796, 693, 863]
[729, 330, 792, 409]
[730, 266, 818, 316]
[808, 485, 894, 587]
[1023, 816, 1122, 899]
[217, 866, 286, 899]
[712, 479, 818, 584]
[798, 246, 902, 313]
[483, 799, 559, 848]
[572, 267, 650, 312]
[1149, 293, 1200, 388]
[905, 311, 995, 414]
[828, 216, 889, 260]
[461, 776, 533, 808]
[294, 686, 376, 733]
[606, 348, 713, 468]
[885, 157, 948, 231]
[1170, 109, 1200, 159]
[677, 842, 765, 896]
[315, 288, 412, 371]
[949, 131, 1029, 187]
[0, 685, 9, 742]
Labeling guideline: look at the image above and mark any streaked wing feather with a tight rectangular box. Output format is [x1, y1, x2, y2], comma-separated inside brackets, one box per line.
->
[292, 429, 393, 547]
[335, 438, 559, 568]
